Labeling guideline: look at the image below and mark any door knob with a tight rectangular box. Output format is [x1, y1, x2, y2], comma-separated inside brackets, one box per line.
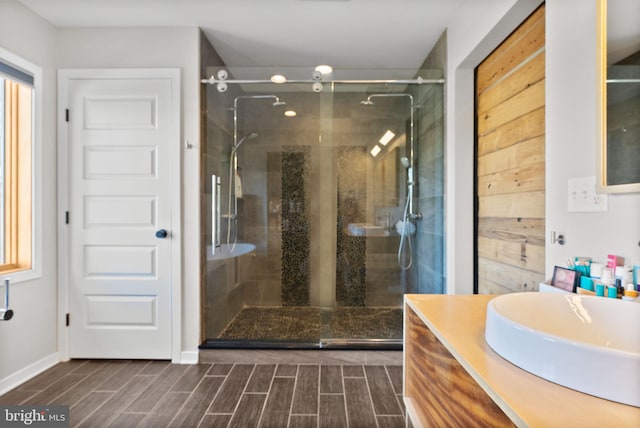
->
[155, 229, 168, 239]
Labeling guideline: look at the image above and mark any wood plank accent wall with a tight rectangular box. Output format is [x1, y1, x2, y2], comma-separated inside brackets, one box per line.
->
[475, 4, 546, 294]
[404, 307, 514, 427]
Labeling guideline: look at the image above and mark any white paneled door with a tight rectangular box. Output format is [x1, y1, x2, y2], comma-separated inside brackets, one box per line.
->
[64, 70, 179, 359]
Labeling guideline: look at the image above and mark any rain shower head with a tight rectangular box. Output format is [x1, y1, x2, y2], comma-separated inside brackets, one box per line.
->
[360, 99, 374, 106]
[272, 99, 287, 107]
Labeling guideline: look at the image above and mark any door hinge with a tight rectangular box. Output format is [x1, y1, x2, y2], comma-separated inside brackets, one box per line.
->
[65, 109, 69, 122]
[65, 211, 70, 224]
[65, 313, 70, 327]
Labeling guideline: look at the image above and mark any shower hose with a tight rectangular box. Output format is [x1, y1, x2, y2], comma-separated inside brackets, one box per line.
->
[398, 194, 413, 270]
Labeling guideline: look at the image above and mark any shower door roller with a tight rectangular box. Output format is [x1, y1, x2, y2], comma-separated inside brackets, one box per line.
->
[155, 229, 169, 239]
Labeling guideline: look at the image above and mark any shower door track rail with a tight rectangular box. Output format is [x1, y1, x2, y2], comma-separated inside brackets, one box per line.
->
[319, 338, 403, 349]
[200, 338, 403, 350]
[201, 77, 445, 85]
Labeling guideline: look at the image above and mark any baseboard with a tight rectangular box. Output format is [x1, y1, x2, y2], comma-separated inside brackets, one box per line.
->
[175, 351, 198, 365]
[0, 352, 60, 396]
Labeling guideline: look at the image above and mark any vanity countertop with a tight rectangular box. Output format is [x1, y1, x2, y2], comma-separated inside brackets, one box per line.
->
[404, 294, 640, 427]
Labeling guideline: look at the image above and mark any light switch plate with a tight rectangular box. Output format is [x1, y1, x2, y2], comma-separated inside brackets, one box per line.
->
[568, 176, 608, 212]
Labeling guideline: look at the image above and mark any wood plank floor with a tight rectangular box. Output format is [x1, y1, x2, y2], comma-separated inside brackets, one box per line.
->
[0, 358, 405, 427]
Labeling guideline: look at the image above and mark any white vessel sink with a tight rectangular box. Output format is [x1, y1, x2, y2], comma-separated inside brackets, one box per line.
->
[485, 292, 640, 407]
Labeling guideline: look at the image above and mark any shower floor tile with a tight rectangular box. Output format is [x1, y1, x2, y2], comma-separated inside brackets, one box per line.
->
[217, 307, 403, 341]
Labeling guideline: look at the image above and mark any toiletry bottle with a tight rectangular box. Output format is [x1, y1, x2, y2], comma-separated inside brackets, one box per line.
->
[595, 281, 605, 297]
[624, 283, 639, 300]
[615, 278, 624, 299]
[600, 267, 613, 286]
[591, 262, 604, 280]
[599, 268, 614, 298]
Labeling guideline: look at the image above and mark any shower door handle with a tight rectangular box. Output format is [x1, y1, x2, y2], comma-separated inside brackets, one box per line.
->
[212, 174, 221, 252]
[155, 229, 168, 239]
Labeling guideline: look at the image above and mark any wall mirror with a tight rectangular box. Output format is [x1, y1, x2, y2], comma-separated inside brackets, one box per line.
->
[596, 0, 640, 193]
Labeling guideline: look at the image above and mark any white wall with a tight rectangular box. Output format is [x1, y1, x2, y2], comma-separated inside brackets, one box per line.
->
[56, 27, 202, 363]
[445, 0, 640, 295]
[0, 5, 202, 389]
[0, 1, 59, 391]
[546, 0, 640, 274]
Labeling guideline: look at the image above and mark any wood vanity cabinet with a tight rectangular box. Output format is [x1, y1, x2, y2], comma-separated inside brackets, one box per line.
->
[404, 305, 513, 427]
[403, 295, 640, 428]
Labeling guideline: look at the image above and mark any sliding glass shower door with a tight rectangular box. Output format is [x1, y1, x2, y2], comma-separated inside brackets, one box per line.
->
[201, 68, 444, 348]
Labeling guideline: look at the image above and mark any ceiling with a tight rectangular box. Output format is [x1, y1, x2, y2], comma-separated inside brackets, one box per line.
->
[17, 0, 464, 75]
[607, 0, 640, 63]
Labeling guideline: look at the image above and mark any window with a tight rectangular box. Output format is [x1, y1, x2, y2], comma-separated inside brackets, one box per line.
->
[0, 58, 34, 275]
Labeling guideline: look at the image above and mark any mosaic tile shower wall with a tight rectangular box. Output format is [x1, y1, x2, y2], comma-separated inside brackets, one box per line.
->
[281, 149, 311, 306]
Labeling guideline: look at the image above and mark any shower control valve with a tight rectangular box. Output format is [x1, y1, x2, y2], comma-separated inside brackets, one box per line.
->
[409, 212, 423, 221]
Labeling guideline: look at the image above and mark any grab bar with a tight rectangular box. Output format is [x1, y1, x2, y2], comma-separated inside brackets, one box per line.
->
[1, 278, 13, 321]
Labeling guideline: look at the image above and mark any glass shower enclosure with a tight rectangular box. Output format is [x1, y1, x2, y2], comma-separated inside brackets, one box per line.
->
[201, 67, 444, 349]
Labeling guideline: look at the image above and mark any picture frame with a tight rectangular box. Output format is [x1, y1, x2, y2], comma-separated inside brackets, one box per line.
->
[551, 265, 581, 293]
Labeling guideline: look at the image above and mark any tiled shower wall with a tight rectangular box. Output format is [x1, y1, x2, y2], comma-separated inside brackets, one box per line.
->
[413, 31, 447, 294]
[281, 150, 311, 306]
[336, 147, 368, 307]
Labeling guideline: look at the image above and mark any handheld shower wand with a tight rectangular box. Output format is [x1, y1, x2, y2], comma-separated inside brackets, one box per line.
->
[234, 132, 259, 151]
[398, 157, 413, 270]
